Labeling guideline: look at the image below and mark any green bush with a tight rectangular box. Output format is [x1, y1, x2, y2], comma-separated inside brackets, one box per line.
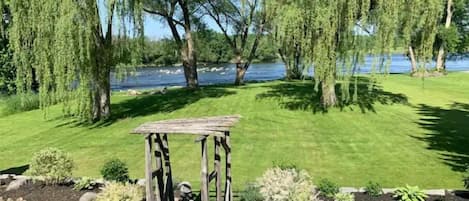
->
[96, 182, 143, 201]
[239, 183, 263, 201]
[463, 167, 469, 189]
[317, 178, 340, 198]
[334, 193, 355, 201]
[27, 147, 74, 184]
[73, 177, 95, 191]
[0, 93, 39, 116]
[256, 167, 318, 201]
[100, 159, 129, 183]
[393, 185, 427, 201]
[364, 181, 383, 197]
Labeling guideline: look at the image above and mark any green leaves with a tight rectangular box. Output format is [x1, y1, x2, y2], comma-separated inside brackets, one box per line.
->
[393, 185, 428, 201]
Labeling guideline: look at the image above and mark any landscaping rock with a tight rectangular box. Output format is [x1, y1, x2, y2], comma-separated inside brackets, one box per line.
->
[79, 192, 97, 201]
[0, 174, 12, 185]
[136, 179, 145, 186]
[425, 189, 445, 196]
[340, 187, 359, 193]
[6, 178, 29, 191]
[175, 181, 193, 201]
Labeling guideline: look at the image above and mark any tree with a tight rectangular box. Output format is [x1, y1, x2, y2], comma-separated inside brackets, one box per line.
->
[10, 0, 143, 121]
[143, 0, 199, 88]
[0, 0, 15, 95]
[267, 0, 443, 107]
[435, 0, 469, 70]
[201, 0, 267, 85]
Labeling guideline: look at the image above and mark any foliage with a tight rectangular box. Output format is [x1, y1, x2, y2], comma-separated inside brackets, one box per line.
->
[334, 193, 354, 201]
[0, 1, 15, 95]
[10, 0, 144, 121]
[393, 185, 428, 201]
[239, 183, 263, 201]
[317, 178, 340, 198]
[0, 93, 39, 116]
[100, 159, 130, 183]
[27, 147, 74, 184]
[256, 167, 317, 201]
[96, 182, 144, 201]
[73, 177, 95, 191]
[364, 181, 383, 197]
[266, 0, 444, 106]
[463, 167, 469, 189]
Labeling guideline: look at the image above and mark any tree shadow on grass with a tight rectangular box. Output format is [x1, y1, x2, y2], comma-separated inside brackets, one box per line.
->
[255, 77, 408, 113]
[414, 103, 469, 172]
[0, 164, 29, 175]
[57, 86, 236, 128]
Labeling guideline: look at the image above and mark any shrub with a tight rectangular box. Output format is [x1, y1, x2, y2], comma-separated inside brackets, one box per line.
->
[100, 159, 129, 183]
[256, 167, 318, 201]
[317, 178, 340, 198]
[27, 147, 74, 184]
[0, 93, 39, 116]
[364, 181, 383, 197]
[393, 185, 428, 201]
[334, 193, 354, 201]
[73, 177, 95, 191]
[239, 183, 263, 201]
[463, 167, 469, 189]
[96, 182, 143, 201]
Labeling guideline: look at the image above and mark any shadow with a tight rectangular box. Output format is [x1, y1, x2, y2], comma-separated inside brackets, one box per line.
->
[58, 86, 236, 128]
[256, 77, 408, 113]
[0, 164, 29, 175]
[414, 103, 469, 172]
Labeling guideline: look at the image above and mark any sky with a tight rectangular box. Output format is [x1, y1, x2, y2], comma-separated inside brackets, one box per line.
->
[98, 1, 220, 40]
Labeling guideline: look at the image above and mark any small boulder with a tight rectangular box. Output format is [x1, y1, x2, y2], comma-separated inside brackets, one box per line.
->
[79, 192, 97, 201]
[136, 179, 145, 186]
[6, 178, 29, 191]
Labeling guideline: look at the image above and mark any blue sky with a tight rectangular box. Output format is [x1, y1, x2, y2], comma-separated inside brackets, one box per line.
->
[98, 0, 220, 40]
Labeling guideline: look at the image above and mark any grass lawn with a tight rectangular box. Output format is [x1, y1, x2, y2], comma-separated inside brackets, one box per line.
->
[0, 72, 468, 190]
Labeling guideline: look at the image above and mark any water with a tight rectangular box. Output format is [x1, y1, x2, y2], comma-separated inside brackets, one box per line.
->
[111, 54, 469, 90]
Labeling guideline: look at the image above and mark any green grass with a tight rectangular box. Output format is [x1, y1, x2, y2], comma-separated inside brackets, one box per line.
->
[1, 73, 468, 190]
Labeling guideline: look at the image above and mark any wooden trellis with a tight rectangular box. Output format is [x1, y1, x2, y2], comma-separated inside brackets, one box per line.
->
[131, 115, 240, 201]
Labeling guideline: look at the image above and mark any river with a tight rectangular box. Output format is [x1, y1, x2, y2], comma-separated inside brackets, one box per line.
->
[111, 54, 469, 90]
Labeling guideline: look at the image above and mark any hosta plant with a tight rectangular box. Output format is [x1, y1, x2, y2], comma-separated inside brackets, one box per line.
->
[393, 185, 428, 201]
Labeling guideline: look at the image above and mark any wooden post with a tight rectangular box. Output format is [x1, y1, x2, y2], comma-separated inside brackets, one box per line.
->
[223, 132, 232, 201]
[161, 134, 174, 201]
[200, 136, 209, 201]
[154, 134, 165, 201]
[214, 136, 222, 201]
[145, 134, 156, 201]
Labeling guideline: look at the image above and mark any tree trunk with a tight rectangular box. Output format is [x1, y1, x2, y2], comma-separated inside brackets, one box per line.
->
[321, 73, 337, 107]
[235, 63, 247, 86]
[92, 64, 111, 121]
[181, 31, 198, 89]
[278, 48, 292, 80]
[436, 0, 453, 71]
[408, 46, 418, 73]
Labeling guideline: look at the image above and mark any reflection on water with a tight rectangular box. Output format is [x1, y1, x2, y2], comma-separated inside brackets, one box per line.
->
[111, 54, 469, 90]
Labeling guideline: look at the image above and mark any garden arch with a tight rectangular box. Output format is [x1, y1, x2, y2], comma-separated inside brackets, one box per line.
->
[132, 115, 240, 201]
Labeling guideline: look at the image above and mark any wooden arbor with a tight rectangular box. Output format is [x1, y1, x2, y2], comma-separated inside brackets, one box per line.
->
[131, 115, 240, 201]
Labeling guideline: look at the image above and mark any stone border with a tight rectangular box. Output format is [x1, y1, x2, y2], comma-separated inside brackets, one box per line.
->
[339, 187, 447, 196]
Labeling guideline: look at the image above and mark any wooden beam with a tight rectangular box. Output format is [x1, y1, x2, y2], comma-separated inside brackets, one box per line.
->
[145, 134, 156, 201]
[214, 136, 222, 201]
[223, 132, 232, 201]
[154, 134, 165, 201]
[200, 137, 209, 201]
[161, 134, 174, 201]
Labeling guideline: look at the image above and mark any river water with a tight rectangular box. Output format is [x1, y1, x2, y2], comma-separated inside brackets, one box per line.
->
[111, 54, 469, 90]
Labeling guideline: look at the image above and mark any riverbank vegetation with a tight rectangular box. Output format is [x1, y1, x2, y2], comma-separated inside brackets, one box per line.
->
[1, 73, 469, 189]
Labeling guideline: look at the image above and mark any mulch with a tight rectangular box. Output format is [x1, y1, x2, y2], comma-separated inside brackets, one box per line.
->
[319, 192, 469, 201]
[0, 180, 97, 201]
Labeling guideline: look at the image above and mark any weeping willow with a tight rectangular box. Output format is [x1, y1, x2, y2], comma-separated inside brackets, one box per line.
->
[267, 0, 444, 107]
[10, 0, 143, 121]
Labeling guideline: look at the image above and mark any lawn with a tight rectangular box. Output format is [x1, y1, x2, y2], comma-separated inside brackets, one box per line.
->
[0, 73, 468, 190]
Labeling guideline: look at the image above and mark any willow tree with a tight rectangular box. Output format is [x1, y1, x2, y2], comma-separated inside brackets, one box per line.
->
[10, 0, 143, 121]
[267, 0, 443, 107]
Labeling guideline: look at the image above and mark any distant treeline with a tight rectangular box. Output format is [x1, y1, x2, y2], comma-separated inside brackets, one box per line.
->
[123, 30, 279, 67]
